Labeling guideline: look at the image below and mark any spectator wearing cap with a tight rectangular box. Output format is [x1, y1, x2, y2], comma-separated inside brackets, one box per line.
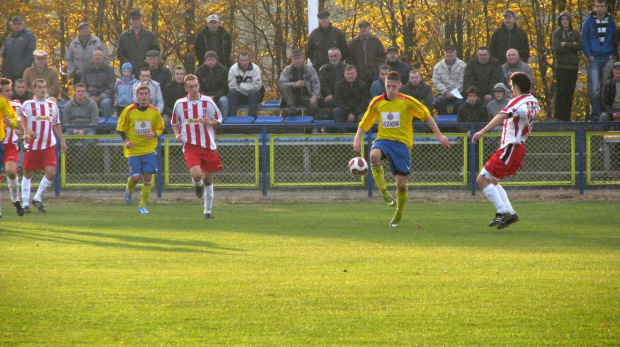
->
[384, 46, 410, 85]
[347, 20, 386, 88]
[432, 43, 467, 115]
[1, 16, 36, 82]
[65, 22, 109, 83]
[318, 48, 349, 110]
[399, 69, 433, 112]
[463, 46, 503, 103]
[333, 65, 369, 127]
[195, 14, 233, 68]
[552, 11, 582, 121]
[501, 49, 534, 86]
[22, 50, 60, 98]
[278, 49, 320, 116]
[117, 9, 160, 77]
[81, 50, 116, 120]
[489, 10, 529, 65]
[486, 83, 511, 121]
[144, 50, 171, 92]
[114, 62, 138, 117]
[195, 51, 229, 119]
[227, 51, 263, 118]
[307, 10, 348, 70]
[599, 61, 620, 123]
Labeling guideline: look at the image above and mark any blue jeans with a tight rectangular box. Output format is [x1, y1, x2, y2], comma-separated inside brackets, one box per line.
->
[587, 57, 610, 121]
[99, 97, 114, 120]
[215, 96, 229, 121]
[228, 89, 260, 118]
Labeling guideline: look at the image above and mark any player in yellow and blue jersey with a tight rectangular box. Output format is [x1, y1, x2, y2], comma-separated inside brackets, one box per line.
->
[117, 84, 164, 214]
[353, 71, 451, 227]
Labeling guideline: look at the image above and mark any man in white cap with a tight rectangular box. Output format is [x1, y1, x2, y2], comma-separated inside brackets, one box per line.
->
[22, 50, 60, 98]
[65, 22, 109, 83]
[195, 14, 232, 68]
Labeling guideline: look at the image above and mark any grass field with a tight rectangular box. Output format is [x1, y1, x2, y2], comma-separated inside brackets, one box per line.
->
[0, 198, 618, 345]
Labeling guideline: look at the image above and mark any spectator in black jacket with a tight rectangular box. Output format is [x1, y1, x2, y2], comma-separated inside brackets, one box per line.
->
[117, 9, 160, 78]
[399, 70, 434, 113]
[12, 79, 33, 104]
[489, 10, 530, 64]
[194, 14, 233, 68]
[463, 46, 504, 103]
[457, 86, 488, 125]
[306, 11, 348, 69]
[318, 48, 349, 110]
[195, 51, 229, 119]
[145, 50, 171, 93]
[333, 66, 369, 127]
[163, 66, 187, 125]
[600, 62, 620, 123]
[385, 46, 410, 85]
[1, 16, 36, 82]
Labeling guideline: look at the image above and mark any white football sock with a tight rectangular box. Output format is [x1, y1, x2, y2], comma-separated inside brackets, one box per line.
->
[204, 184, 214, 213]
[8, 177, 19, 202]
[495, 184, 514, 214]
[193, 179, 203, 187]
[483, 184, 507, 213]
[21, 177, 31, 206]
[34, 176, 52, 201]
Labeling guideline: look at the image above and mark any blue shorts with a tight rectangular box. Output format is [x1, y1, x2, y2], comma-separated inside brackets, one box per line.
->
[127, 152, 158, 176]
[372, 139, 411, 176]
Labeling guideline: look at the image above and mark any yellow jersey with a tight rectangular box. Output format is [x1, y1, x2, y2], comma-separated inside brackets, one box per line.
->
[358, 93, 430, 150]
[117, 103, 164, 157]
[0, 96, 18, 142]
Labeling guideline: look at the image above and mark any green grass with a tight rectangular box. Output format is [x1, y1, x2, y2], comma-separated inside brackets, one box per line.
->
[0, 199, 618, 345]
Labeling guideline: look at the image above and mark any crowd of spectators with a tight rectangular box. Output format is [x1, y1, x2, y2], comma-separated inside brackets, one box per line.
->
[1, 1, 619, 136]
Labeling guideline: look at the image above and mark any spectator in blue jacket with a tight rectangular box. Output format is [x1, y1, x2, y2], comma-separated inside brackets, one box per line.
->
[582, 0, 617, 121]
[114, 63, 137, 116]
[370, 64, 390, 99]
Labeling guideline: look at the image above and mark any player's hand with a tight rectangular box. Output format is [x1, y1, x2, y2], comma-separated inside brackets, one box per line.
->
[124, 140, 135, 149]
[353, 136, 361, 153]
[175, 133, 184, 142]
[471, 131, 484, 143]
[3, 118, 11, 127]
[144, 131, 156, 140]
[60, 141, 67, 153]
[24, 132, 37, 143]
[437, 134, 451, 148]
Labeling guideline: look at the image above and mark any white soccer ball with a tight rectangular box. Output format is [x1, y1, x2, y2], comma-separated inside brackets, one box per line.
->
[348, 157, 368, 175]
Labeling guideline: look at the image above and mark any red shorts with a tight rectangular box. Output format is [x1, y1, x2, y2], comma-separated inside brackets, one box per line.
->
[483, 144, 525, 179]
[23, 146, 57, 171]
[3, 143, 19, 164]
[183, 143, 224, 172]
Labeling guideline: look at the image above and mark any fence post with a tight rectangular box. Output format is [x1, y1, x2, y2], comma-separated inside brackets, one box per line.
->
[469, 123, 477, 196]
[55, 142, 61, 197]
[261, 126, 268, 196]
[577, 124, 585, 195]
[366, 129, 374, 197]
[157, 135, 163, 199]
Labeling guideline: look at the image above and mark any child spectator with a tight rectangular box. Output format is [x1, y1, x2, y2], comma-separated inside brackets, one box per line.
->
[457, 86, 487, 130]
[114, 62, 137, 116]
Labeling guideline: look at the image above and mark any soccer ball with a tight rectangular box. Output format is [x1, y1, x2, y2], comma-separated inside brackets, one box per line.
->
[348, 157, 368, 175]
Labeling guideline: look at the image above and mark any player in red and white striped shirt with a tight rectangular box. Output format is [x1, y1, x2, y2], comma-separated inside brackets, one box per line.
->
[472, 72, 540, 229]
[172, 74, 224, 220]
[21, 79, 67, 213]
[0, 78, 25, 216]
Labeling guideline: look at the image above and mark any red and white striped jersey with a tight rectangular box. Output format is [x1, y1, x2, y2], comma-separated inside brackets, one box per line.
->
[4, 100, 22, 145]
[499, 94, 540, 149]
[22, 99, 60, 151]
[171, 95, 222, 150]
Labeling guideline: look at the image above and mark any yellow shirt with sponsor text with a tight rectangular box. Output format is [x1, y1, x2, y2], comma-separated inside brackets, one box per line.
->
[0, 96, 18, 142]
[358, 93, 430, 150]
[116, 103, 164, 157]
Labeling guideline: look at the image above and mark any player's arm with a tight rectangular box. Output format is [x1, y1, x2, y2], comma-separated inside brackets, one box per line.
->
[353, 126, 366, 154]
[52, 123, 67, 153]
[425, 116, 451, 148]
[471, 112, 509, 143]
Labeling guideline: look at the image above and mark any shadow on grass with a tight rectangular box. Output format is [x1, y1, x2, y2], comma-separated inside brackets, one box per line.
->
[5, 225, 243, 255]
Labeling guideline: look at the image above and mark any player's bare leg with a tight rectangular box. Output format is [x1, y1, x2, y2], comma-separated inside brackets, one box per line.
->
[189, 166, 204, 199]
[5, 161, 23, 216]
[138, 173, 153, 214]
[389, 175, 408, 227]
[477, 172, 511, 228]
[203, 172, 214, 220]
[369, 148, 395, 206]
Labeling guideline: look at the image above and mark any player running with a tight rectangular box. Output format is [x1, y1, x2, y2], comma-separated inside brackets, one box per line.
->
[172, 74, 224, 220]
[21, 79, 67, 213]
[0, 78, 24, 216]
[354, 71, 451, 227]
[471, 72, 540, 229]
[117, 85, 164, 214]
